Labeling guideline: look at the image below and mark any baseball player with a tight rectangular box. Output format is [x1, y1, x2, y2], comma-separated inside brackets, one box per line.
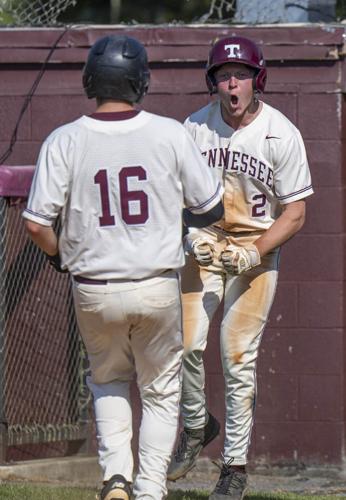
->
[22, 35, 223, 500]
[167, 36, 313, 499]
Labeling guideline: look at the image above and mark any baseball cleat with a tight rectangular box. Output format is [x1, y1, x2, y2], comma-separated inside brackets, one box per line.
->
[209, 460, 248, 499]
[99, 474, 132, 500]
[167, 412, 220, 481]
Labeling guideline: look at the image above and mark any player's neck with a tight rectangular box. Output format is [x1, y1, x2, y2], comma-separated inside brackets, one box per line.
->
[95, 100, 135, 113]
[221, 99, 262, 130]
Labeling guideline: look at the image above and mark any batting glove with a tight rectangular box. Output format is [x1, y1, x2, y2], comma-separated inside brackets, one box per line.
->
[190, 237, 215, 266]
[183, 230, 216, 266]
[220, 243, 261, 275]
[46, 252, 68, 273]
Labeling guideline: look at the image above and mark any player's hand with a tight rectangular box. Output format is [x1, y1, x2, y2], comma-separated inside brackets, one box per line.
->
[220, 243, 260, 275]
[191, 237, 215, 266]
[45, 252, 68, 273]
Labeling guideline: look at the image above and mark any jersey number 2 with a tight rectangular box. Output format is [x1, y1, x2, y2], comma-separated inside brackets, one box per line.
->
[252, 194, 266, 217]
[94, 166, 149, 226]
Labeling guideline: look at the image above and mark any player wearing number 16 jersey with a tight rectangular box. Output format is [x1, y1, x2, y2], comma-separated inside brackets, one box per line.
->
[167, 36, 313, 499]
[23, 35, 223, 500]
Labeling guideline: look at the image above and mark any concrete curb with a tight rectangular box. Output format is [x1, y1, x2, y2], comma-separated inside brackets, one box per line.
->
[0, 456, 102, 487]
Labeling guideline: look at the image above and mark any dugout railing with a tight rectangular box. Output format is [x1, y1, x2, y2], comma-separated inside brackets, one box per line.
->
[0, 165, 91, 462]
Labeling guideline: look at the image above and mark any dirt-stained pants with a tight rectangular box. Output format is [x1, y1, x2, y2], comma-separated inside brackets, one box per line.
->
[181, 230, 279, 465]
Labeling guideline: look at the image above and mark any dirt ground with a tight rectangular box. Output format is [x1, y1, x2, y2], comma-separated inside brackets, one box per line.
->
[167, 459, 346, 496]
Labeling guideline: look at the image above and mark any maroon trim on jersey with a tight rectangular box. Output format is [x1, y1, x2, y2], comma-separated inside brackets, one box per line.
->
[74, 275, 108, 285]
[89, 110, 140, 121]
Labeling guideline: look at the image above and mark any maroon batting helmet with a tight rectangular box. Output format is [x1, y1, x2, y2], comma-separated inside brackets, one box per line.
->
[206, 36, 267, 94]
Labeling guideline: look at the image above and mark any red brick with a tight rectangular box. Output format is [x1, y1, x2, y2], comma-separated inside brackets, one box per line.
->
[254, 421, 343, 464]
[147, 67, 206, 94]
[342, 95, 346, 140]
[257, 329, 343, 375]
[305, 140, 341, 187]
[298, 93, 340, 139]
[267, 283, 298, 328]
[0, 96, 31, 141]
[302, 187, 343, 234]
[298, 282, 343, 328]
[261, 94, 297, 124]
[0, 141, 40, 167]
[279, 235, 342, 282]
[256, 373, 298, 422]
[31, 96, 94, 140]
[299, 375, 342, 421]
[269, 64, 339, 85]
[142, 93, 211, 122]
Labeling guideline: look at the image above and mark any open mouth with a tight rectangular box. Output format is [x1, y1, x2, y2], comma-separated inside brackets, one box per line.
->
[230, 95, 239, 105]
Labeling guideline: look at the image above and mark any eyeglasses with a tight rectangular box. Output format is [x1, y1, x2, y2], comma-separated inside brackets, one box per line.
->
[214, 70, 254, 83]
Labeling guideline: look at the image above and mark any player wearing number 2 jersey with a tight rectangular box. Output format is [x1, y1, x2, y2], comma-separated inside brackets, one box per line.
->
[167, 36, 313, 499]
[23, 35, 223, 500]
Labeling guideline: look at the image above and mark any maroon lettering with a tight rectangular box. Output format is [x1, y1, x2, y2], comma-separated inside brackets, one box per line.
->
[252, 194, 267, 217]
[208, 149, 217, 167]
[240, 153, 249, 173]
[94, 169, 116, 227]
[120, 166, 149, 225]
[95, 166, 149, 227]
[248, 156, 257, 177]
[219, 147, 230, 167]
[266, 168, 274, 188]
[257, 161, 266, 182]
[230, 151, 240, 171]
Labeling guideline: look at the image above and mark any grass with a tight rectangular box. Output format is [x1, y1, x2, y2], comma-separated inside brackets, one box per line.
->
[0, 483, 344, 499]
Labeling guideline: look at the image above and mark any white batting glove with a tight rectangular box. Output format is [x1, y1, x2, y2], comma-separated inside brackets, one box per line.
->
[192, 238, 216, 266]
[184, 233, 215, 266]
[220, 243, 261, 275]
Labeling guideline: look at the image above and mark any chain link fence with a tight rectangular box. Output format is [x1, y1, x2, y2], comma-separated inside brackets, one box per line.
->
[0, 0, 344, 26]
[0, 176, 91, 459]
[0, 0, 76, 26]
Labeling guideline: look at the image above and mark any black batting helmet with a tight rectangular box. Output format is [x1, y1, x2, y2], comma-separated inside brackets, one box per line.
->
[206, 36, 267, 94]
[83, 35, 150, 103]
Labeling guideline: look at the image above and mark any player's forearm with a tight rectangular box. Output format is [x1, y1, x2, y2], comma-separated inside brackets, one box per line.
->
[254, 200, 306, 257]
[25, 220, 58, 256]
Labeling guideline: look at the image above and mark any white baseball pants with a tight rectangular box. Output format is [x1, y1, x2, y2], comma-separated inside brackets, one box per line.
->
[72, 271, 183, 499]
[181, 230, 279, 465]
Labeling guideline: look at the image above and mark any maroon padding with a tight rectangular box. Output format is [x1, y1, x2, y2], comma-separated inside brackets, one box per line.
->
[0, 165, 35, 197]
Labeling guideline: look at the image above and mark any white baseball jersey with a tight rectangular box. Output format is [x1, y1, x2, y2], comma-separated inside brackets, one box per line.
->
[23, 110, 222, 279]
[185, 100, 313, 233]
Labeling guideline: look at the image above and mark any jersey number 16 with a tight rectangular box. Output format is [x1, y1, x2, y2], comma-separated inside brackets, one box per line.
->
[94, 166, 149, 226]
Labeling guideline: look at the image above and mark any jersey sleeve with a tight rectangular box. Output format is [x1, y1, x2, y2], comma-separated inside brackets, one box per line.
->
[180, 128, 222, 214]
[22, 134, 70, 226]
[273, 129, 313, 205]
